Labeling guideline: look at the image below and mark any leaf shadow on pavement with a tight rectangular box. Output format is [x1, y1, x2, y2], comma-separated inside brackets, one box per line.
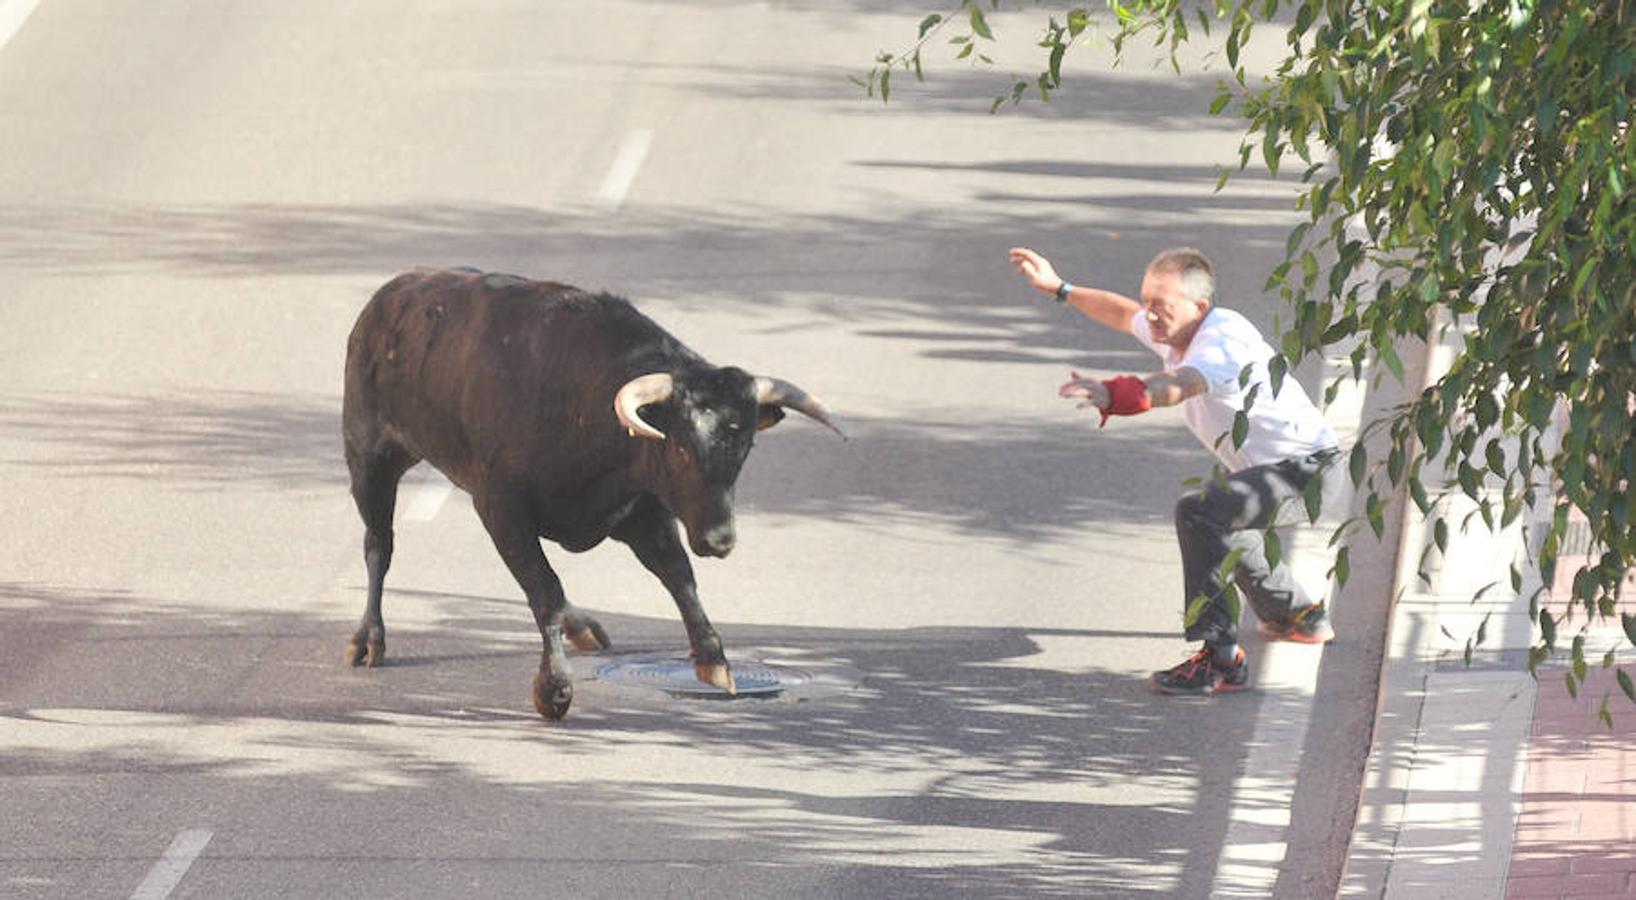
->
[1, 580, 1303, 899]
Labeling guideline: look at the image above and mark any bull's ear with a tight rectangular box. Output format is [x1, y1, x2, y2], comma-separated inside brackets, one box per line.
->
[755, 405, 787, 431]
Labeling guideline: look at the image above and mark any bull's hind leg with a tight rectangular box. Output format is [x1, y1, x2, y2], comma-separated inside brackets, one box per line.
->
[612, 496, 734, 694]
[345, 447, 416, 667]
[473, 492, 577, 720]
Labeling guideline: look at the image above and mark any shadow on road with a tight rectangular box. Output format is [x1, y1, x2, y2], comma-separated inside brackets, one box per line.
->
[1, 580, 1285, 898]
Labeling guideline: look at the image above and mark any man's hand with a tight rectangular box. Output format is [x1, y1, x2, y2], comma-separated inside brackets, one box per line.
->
[1058, 370, 1110, 411]
[1009, 247, 1064, 297]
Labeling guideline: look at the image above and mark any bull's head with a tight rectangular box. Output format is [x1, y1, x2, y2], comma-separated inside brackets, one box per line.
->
[613, 366, 844, 558]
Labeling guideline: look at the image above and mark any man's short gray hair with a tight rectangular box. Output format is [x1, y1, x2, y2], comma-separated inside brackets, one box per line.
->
[1147, 247, 1216, 303]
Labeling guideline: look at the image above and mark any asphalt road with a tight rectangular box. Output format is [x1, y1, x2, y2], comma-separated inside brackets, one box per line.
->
[0, 3, 1397, 898]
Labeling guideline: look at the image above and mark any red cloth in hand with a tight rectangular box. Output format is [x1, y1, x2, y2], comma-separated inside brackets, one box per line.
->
[1098, 375, 1152, 427]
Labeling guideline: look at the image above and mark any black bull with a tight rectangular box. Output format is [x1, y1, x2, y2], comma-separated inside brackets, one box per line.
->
[341, 269, 844, 720]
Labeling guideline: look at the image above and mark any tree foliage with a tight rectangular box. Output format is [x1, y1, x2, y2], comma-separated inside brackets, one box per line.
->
[867, 1, 1636, 710]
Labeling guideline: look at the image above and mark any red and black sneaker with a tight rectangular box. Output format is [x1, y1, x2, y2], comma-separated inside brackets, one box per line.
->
[1257, 603, 1336, 645]
[1151, 647, 1249, 695]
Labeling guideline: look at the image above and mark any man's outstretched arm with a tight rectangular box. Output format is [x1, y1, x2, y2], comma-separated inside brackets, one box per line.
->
[1009, 247, 1141, 333]
[1060, 367, 1209, 425]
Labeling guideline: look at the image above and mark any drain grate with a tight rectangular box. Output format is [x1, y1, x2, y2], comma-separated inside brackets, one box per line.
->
[591, 654, 820, 700]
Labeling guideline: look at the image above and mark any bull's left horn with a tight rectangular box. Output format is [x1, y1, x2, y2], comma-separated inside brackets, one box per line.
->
[753, 376, 847, 439]
[614, 372, 675, 440]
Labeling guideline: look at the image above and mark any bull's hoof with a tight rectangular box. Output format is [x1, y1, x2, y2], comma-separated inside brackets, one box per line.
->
[695, 660, 737, 695]
[565, 624, 607, 653]
[346, 630, 386, 668]
[564, 610, 611, 653]
[532, 671, 574, 720]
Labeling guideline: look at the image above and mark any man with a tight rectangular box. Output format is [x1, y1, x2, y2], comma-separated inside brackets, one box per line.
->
[1009, 246, 1342, 695]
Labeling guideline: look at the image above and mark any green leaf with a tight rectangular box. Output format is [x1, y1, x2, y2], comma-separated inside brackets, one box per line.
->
[918, 13, 942, 38]
[1332, 545, 1350, 586]
[1458, 462, 1482, 500]
[1264, 527, 1282, 570]
[1410, 478, 1431, 514]
[1486, 440, 1506, 478]
[1378, 342, 1405, 382]
[1619, 668, 1636, 703]
[1067, 8, 1090, 38]
[1232, 410, 1248, 449]
[1541, 608, 1557, 647]
[1184, 594, 1212, 628]
[1624, 613, 1636, 648]
[1349, 443, 1367, 487]
[968, 3, 994, 40]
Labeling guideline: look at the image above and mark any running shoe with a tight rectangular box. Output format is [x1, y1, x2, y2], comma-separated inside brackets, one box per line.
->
[1257, 603, 1336, 644]
[1151, 647, 1249, 695]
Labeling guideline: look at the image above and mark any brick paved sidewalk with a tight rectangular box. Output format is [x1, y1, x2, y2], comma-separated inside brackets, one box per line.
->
[1505, 670, 1636, 899]
[1505, 549, 1636, 900]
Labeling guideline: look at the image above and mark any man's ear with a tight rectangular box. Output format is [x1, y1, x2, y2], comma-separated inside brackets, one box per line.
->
[755, 405, 787, 431]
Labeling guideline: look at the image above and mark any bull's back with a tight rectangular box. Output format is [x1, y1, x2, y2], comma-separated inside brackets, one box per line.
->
[342, 269, 676, 482]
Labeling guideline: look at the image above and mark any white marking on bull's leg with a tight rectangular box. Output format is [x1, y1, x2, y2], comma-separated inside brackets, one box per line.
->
[129, 829, 212, 900]
[402, 470, 453, 522]
[0, 0, 40, 54]
[596, 129, 654, 210]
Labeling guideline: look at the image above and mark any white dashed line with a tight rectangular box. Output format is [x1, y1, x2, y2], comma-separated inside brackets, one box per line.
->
[0, 0, 40, 53]
[129, 829, 212, 900]
[596, 128, 653, 210]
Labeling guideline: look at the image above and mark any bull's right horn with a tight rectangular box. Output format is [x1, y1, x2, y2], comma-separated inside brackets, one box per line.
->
[613, 372, 675, 440]
[753, 376, 847, 439]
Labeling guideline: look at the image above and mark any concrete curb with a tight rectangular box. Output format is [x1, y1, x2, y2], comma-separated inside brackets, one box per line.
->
[1339, 318, 1552, 898]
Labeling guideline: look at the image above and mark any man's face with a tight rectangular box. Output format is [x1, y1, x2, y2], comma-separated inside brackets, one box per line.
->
[1139, 268, 1210, 348]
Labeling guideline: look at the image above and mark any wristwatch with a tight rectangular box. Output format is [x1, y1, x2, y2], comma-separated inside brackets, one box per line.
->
[1054, 281, 1074, 303]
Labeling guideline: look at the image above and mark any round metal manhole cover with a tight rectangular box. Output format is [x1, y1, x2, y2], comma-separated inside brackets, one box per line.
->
[590, 653, 856, 702]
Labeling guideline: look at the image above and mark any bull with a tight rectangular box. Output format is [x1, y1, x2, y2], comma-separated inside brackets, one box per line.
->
[341, 268, 844, 719]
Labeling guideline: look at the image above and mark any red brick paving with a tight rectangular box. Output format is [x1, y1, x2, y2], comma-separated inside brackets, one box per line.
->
[1505, 653, 1636, 899]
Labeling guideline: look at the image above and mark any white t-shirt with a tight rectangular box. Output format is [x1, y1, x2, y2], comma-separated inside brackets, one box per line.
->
[1131, 306, 1337, 471]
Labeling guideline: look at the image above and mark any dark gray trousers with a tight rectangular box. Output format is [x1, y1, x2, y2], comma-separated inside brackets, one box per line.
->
[1174, 449, 1343, 647]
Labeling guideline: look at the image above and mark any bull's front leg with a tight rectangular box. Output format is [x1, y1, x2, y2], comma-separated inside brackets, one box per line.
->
[612, 497, 734, 694]
[474, 494, 577, 720]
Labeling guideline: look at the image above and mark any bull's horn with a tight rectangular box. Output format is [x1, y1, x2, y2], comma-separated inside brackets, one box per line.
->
[613, 373, 675, 440]
[753, 376, 847, 439]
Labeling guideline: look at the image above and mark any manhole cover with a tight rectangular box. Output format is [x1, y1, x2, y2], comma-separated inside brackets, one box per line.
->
[590, 653, 853, 701]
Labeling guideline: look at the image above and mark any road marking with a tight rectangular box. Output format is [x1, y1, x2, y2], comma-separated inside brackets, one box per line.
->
[0, 0, 40, 53]
[129, 829, 212, 900]
[402, 469, 454, 522]
[596, 128, 653, 210]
